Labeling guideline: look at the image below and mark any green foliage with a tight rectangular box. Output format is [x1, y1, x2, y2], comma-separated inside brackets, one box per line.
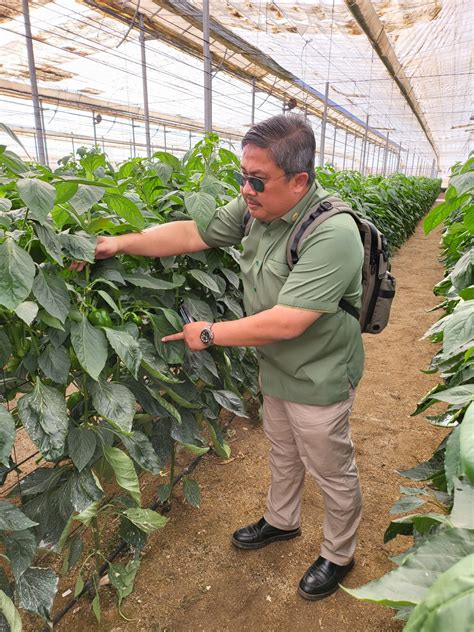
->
[315, 165, 440, 251]
[346, 155, 474, 630]
[0, 128, 441, 627]
[0, 131, 255, 627]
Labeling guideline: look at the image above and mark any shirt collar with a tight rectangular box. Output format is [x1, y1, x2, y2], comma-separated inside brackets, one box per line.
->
[280, 180, 329, 225]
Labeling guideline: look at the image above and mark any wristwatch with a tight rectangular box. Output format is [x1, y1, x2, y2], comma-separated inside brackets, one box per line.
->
[200, 323, 215, 346]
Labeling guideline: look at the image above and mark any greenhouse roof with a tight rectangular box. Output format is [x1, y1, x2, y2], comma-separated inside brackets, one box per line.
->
[0, 0, 472, 175]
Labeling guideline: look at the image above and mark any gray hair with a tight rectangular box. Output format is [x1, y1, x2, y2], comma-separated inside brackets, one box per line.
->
[241, 114, 315, 185]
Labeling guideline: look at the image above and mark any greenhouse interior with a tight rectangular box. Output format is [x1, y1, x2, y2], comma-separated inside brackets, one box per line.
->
[1, 0, 471, 177]
[0, 1, 473, 631]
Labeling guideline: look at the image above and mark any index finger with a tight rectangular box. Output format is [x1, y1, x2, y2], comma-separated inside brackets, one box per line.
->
[69, 261, 87, 272]
[162, 332, 184, 342]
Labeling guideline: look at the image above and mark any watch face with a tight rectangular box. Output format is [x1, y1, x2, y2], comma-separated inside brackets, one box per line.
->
[200, 328, 212, 345]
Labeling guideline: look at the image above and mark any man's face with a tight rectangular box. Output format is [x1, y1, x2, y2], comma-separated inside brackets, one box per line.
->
[239, 144, 310, 222]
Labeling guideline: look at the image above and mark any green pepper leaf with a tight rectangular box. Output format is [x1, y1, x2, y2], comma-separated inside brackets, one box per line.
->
[32, 268, 70, 324]
[103, 446, 141, 505]
[70, 314, 108, 380]
[0, 590, 22, 632]
[0, 238, 35, 310]
[0, 405, 15, 468]
[17, 178, 56, 224]
[90, 380, 136, 432]
[17, 378, 69, 461]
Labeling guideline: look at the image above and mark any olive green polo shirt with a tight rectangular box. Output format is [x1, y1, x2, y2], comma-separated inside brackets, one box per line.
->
[197, 182, 364, 406]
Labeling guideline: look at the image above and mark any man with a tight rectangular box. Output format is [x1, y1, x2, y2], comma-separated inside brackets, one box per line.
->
[79, 114, 364, 600]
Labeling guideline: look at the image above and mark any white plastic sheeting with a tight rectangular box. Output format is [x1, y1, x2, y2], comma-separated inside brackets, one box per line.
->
[0, 0, 471, 176]
[199, 0, 473, 176]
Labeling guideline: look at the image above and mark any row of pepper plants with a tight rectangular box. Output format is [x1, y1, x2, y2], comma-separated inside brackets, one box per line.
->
[0, 125, 440, 629]
[0, 129, 259, 629]
[346, 155, 474, 631]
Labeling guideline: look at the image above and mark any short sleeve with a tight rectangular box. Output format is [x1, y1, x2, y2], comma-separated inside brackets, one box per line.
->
[197, 195, 247, 248]
[277, 215, 363, 313]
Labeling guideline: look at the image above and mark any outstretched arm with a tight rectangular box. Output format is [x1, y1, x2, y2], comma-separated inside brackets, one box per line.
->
[71, 220, 209, 270]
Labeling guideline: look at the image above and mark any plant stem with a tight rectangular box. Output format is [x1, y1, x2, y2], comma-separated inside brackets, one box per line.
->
[22, 209, 30, 231]
[91, 516, 102, 585]
[168, 442, 176, 499]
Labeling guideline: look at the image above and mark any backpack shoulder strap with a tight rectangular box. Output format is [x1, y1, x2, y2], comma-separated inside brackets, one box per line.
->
[243, 196, 359, 244]
[287, 195, 362, 322]
[242, 210, 253, 237]
[286, 195, 359, 269]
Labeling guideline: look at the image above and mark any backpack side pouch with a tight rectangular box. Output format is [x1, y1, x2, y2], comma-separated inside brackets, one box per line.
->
[364, 272, 396, 334]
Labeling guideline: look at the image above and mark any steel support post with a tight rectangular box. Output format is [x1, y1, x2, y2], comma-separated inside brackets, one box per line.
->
[431, 158, 436, 178]
[376, 144, 381, 174]
[370, 143, 376, 174]
[22, 0, 47, 165]
[382, 132, 390, 176]
[409, 152, 415, 176]
[39, 100, 49, 165]
[359, 135, 366, 173]
[396, 150, 401, 174]
[342, 131, 348, 170]
[331, 123, 338, 165]
[71, 133, 75, 157]
[360, 114, 369, 175]
[416, 155, 421, 176]
[131, 119, 136, 157]
[92, 112, 98, 147]
[251, 77, 256, 125]
[139, 14, 151, 157]
[203, 0, 212, 133]
[319, 82, 330, 167]
[351, 136, 357, 170]
[164, 125, 167, 152]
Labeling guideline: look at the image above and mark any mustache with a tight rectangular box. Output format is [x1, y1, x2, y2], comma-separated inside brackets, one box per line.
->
[245, 196, 259, 205]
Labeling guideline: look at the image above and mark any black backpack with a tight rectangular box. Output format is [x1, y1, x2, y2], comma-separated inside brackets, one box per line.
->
[243, 196, 396, 334]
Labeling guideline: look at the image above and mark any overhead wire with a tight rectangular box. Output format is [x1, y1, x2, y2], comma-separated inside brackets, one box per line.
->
[3, 0, 409, 149]
[0, 12, 278, 123]
[3, 0, 464, 165]
[24, 0, 284, 116]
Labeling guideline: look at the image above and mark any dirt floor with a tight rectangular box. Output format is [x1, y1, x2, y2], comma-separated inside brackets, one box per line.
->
[50, 214, 448, 632]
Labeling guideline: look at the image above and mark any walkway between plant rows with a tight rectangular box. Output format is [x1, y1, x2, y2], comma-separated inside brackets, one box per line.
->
[57, 210, 448, 632]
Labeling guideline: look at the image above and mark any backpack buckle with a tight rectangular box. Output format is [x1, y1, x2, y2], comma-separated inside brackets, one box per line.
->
[319, 200, 333, 212]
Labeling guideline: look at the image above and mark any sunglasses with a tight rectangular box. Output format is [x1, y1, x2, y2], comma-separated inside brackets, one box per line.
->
[234, 171, 265, 192]
[234, 171, 294, 193]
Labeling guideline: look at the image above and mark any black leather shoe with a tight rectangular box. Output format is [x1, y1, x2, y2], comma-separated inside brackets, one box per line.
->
[298, 556, 354, 601]
[231, 517, 301, 550]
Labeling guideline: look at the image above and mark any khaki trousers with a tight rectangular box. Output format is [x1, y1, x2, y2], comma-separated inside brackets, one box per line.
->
[262, 389, 362, 565]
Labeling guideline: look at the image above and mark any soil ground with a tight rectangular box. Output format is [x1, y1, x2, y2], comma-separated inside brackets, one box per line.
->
[52, 213, 447, 632]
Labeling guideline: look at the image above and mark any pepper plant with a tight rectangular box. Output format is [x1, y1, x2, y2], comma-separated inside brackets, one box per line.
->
[345, 155, 474, 630]
[0, 129, 258, 627]
[315, 165, 440, 250]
